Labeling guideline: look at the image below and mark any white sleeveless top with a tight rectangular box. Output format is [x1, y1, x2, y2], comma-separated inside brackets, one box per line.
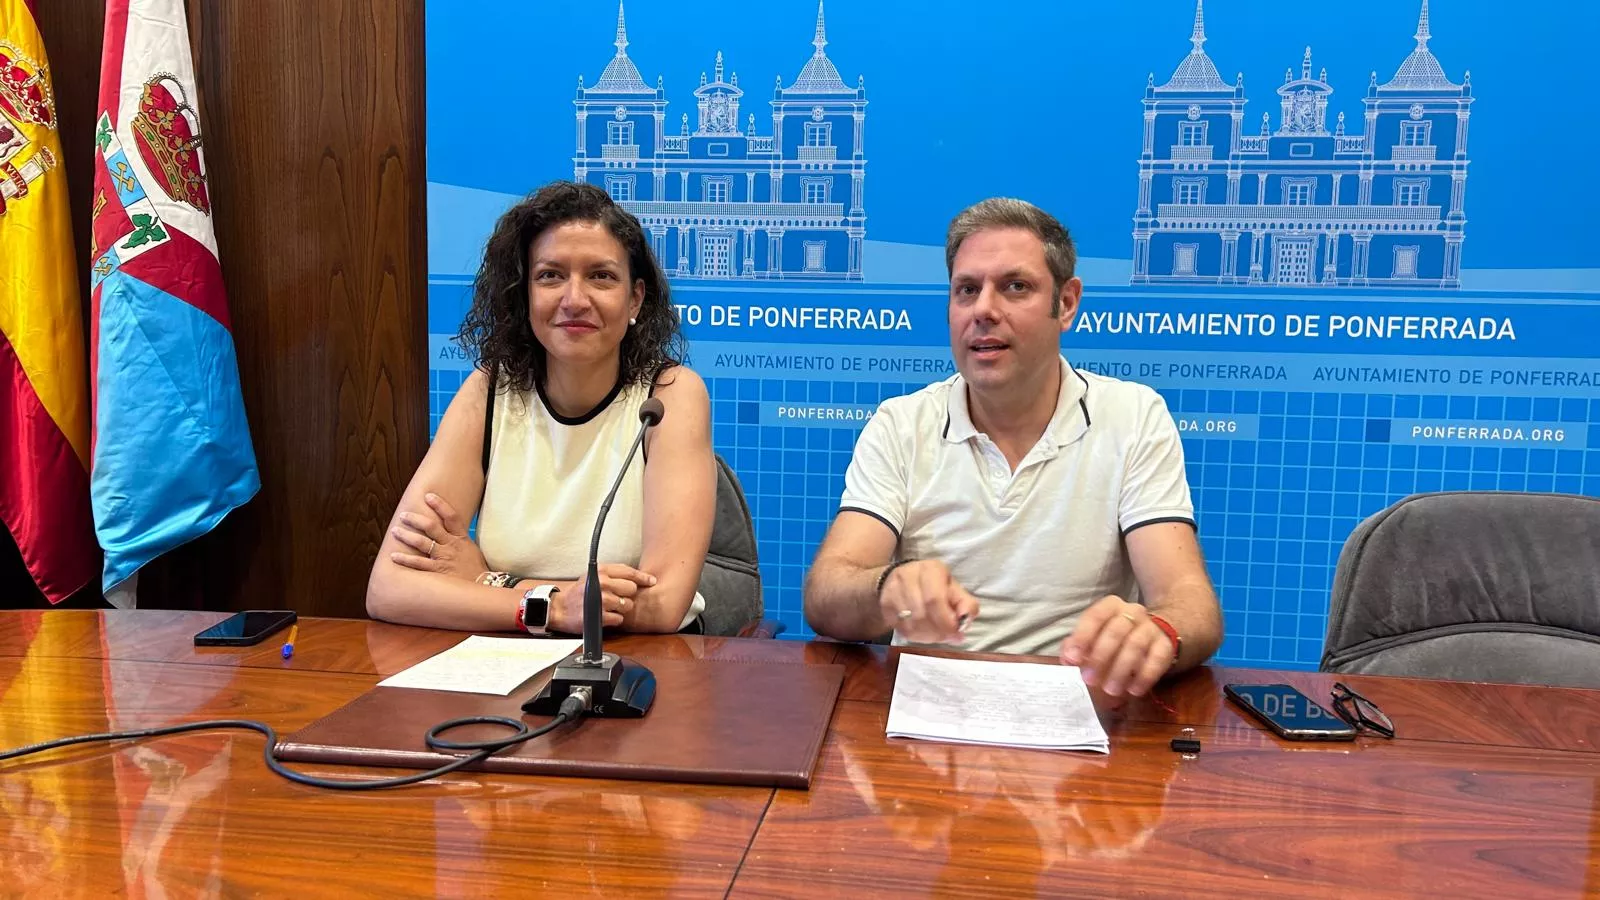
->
[477, 375, 704, 630]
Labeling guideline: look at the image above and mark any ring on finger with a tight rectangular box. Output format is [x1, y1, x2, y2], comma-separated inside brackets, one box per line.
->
[897, 609, 914, 620]
[428, 538, 436, 558]
[1118, 610, 1138, 624]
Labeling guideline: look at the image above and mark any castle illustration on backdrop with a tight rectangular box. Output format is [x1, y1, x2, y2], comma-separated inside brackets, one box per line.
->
[1133, 0, 1472, 289]
[574, 2, 865, 281]
[567, 0, 1468, 288]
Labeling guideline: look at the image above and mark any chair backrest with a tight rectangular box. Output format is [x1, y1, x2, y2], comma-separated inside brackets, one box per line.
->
[1321, 491, 1600, 688]
[694, 454, 763, 636]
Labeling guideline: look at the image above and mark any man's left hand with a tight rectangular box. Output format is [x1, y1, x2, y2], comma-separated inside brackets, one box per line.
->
[1060, 596, 1174, 698]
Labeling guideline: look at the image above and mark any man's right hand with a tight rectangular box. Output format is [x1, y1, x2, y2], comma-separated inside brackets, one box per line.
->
[878, 560, 979, 644]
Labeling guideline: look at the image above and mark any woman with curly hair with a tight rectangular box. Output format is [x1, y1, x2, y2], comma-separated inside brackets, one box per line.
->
[366, 181, 715, 635]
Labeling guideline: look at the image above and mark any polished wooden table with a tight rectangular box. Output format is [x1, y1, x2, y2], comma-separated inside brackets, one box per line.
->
[3, 610, 1598, 898]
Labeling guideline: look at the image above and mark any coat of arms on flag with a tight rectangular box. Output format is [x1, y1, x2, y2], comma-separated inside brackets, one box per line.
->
[0, 0, 98, 605]
[91, 106, 175, 287]
[0, 38, 60, 216]
[129, 74, 210, 212]
[89, 0, 258, 600]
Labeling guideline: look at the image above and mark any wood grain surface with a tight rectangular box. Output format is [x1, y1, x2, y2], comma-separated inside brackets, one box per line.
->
[834, 642, 1600, 754]
[733, 699, 1600, 899]
[0, 610, 843, 675]
[3, 611, 1598, 898]
[159, 0, 430, 618]
[0, 653, 772, 897]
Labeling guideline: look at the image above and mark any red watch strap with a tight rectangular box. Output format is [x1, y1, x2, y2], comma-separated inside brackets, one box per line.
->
[1149, 614, 1180, 660]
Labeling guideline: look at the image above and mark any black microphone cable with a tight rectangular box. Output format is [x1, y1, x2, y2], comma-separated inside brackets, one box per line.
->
[0, 687, 595, 791]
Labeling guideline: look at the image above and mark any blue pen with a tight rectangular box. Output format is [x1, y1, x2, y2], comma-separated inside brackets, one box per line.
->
[281, 623, 299, 659]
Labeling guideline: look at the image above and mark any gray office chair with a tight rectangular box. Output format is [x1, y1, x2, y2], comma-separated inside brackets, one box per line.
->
[1321, 491, 1600, 688]
[693, 454, 780, 638]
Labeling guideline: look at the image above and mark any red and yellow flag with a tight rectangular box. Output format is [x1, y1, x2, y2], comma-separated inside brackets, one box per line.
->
[0, 0, 97, 602]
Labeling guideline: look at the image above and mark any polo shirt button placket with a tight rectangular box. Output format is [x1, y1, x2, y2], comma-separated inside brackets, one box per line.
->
[997, 461, 1019, 517]
[977, 439, 1005, 487]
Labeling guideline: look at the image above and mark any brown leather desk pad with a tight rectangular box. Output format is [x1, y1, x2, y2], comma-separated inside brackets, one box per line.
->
[276, 657, 845, 788]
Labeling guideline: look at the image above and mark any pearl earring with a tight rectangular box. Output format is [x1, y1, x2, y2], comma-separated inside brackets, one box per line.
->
[629, 317, 637, 325]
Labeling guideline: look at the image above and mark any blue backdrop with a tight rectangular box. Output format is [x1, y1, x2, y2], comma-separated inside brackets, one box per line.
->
[426, 0, 1600, 668]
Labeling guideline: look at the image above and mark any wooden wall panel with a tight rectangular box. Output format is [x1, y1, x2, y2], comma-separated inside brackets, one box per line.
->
[7, 0, 429, 617]
[174, 0, 429, 616]
[34, 0, 104, 307]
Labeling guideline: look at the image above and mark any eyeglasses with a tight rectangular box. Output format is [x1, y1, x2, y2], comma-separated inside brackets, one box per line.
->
[1331, 682, 1395, 738]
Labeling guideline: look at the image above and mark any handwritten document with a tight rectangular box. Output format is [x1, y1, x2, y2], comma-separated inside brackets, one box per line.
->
[886, 653, 1110, 754]
[377, 635, 582, 696]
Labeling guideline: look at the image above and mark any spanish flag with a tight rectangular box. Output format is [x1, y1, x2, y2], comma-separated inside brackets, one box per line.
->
[0, 0, 98, 603]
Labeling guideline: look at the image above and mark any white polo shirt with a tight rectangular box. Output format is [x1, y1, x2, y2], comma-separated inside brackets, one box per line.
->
[839, 355, 1195, 656]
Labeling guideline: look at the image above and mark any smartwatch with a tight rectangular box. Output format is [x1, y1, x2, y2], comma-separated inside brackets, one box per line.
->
[518, 584, 559, 635]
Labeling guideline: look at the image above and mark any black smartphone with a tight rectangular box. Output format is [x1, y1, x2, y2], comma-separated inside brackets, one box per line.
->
[1224, 683, 1356, 741]
[193, 610, 297, 647]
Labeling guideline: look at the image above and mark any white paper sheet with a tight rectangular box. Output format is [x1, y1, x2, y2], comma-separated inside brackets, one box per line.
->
[886, 653, 1110, 753]
[376, 635, 583, 696]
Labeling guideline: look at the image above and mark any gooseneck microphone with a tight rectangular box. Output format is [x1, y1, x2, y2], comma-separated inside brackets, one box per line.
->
[525, 396, 664, 718]
[579, 396, 663, 663]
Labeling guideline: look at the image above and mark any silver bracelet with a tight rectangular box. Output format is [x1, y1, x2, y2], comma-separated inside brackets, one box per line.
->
[476, 571, 519, 589]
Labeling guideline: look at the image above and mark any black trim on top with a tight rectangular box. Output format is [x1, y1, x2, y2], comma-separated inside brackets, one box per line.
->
[535, 375, 625, 426]
[646, 362, 672, 399]
[839, 506, 901, 540]
[481, 364, 497, 475]
[1121, 516, 1197, 537]
[1073, 368, 1092, 428]
[642, 362, 671, 464]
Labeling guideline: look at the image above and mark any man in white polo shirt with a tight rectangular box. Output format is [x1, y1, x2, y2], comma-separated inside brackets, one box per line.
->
[803, 197, 1223, 699]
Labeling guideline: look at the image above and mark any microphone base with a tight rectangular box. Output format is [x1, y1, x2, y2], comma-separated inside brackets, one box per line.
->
[523, 653, 656, 719]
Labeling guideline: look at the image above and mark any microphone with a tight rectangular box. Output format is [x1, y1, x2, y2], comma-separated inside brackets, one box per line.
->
[524, 396, 665, 718]
[638, 396, 664, 427]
